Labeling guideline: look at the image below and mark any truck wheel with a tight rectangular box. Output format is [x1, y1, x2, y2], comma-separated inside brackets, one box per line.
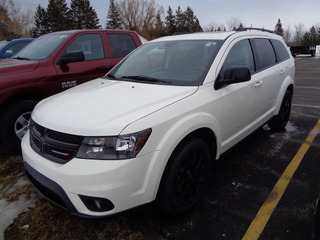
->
[268, 90, 292, 131]
[157, 137, 211, 215]
[0, 100, 37, 151]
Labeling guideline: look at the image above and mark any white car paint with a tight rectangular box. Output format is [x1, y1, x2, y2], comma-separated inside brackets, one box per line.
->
[22, 30, 295, 217]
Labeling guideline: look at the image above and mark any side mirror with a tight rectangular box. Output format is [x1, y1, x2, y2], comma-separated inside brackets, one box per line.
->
[215, 66, 251, 89]
[58, 50, 84, 65]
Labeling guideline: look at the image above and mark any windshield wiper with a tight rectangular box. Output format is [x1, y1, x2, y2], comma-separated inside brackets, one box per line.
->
[13, 56, 31, 60]
[120, 75, 171, 84]
[106, 73, 116, 78]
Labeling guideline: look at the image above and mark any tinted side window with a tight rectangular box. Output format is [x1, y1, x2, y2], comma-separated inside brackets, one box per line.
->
[222, 39, 255, 73]
[253, 39, 276, 70]
[107, 34, 136, 58]
[271, 39, 290, 62]
[66, 34, 104, 61]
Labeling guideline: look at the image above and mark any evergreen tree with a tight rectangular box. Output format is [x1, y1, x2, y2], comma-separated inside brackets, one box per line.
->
[31, 5, 48, 37]
[301, 26, 319, 46]
[70, 0, 101, 29]
[150, 13, 165, 38]
[106, 0, 121, 29]
[274, 18, 284, 36]
[165, 6, 176, 35]
[184, 6, 195, 32]
[46, 0, 72, 32]
[193, 19, 203, 32]
[175, 6, 185, 32]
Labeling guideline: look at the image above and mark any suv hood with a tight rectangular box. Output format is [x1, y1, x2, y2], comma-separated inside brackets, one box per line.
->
[0, 58, 39, 76]
[32, 79, 198, 136]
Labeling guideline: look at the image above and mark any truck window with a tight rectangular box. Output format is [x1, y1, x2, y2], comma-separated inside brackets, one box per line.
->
[107, 34, 136, 58]
[253, 39, 276, 70]
[66, 34, 104, 60]
[271, 39, 290, 62]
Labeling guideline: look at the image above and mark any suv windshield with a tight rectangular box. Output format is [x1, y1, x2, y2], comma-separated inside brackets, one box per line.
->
[106, 40, 223, 86]
[13, 33, 70, 60]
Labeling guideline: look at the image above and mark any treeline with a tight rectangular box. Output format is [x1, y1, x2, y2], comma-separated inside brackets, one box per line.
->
[1, 0, 320, 45]
[106, 0, 202, 39]
[32, 0, 100, 37]
[273, 19, 320, 46]
[32, 0, 202, 40]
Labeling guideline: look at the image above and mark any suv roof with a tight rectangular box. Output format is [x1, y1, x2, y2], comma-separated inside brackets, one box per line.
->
[153, 27, 279, 42]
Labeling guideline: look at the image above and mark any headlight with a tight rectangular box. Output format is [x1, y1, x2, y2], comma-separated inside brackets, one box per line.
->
[76, 129, 152, 160]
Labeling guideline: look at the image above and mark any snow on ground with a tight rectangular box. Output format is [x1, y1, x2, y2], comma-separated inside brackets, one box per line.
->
[0, 178, 40, 240]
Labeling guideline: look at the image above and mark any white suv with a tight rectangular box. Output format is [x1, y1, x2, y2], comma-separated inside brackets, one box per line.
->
[22, 28, 295, 217]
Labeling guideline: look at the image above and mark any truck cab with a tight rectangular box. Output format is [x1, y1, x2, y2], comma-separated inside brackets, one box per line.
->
[0, 29, 143, 151]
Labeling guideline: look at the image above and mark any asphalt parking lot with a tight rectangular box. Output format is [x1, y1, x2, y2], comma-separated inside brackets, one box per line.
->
[127, 56, 320, 240]
[1, 57, 319, 240]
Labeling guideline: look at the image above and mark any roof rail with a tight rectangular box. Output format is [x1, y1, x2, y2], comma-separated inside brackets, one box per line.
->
[173, 32, 189, 36]
[236, 27, 275, 34]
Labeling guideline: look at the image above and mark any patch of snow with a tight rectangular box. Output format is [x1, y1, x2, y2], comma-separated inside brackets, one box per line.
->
[285, 121, 298, 133]
[0, 178, 40, 240]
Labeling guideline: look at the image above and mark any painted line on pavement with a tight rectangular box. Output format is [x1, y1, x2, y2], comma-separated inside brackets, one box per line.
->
[242, 118, 320, 240]
[295, 86, 320, 90]
[293, 104, 320, 109]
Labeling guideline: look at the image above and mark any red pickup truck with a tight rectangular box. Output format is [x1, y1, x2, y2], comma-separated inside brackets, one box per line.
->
[0, 29, 144, 151]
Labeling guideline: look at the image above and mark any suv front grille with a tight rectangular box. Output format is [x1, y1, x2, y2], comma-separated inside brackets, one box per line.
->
[30, 120, 83, 164]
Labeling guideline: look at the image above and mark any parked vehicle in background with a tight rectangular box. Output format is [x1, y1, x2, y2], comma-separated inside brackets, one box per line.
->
[0, 29, 143, 151]
[0, 38, 33, 58]
[22, 28, 295, 217]
[290, 45, 316, 57]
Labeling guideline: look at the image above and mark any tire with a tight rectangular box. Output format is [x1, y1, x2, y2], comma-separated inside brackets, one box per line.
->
[157, 137, 211, 215]
[268, 90, 292, 131]
[0, 100, 37, 151]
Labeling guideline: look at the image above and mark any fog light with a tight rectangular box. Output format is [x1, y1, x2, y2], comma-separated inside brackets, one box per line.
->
[79, 195, 114, 212]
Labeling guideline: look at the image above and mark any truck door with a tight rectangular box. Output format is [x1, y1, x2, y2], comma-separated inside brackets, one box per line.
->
[54, 33, 111, 90]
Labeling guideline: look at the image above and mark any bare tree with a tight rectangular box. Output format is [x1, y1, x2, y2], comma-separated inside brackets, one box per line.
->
[5, 0, 33, 37]
[293, 23, 305, 45]
[226, 17, 242, 31]
[204, 21, 225, 32]
[283, 25, 292, 45]
[116, 0, 163, 39]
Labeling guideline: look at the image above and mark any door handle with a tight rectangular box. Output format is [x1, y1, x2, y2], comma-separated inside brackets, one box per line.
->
[280, 69, 285, 74]
[97, 66, 109, 70]
[254, 80, 263, 88]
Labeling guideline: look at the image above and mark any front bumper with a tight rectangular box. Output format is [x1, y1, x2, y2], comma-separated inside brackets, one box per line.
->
[22, 131, 167, 217]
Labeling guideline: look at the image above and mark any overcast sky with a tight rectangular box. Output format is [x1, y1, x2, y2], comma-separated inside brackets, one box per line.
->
[13, 0, 320, 32]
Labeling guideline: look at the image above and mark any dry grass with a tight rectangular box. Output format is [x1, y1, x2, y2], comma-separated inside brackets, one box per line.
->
[0, 143, 165, 240]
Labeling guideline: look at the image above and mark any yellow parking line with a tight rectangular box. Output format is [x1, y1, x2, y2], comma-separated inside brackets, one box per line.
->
[242, 118, 320, 240]
[293, 104, 320, 109]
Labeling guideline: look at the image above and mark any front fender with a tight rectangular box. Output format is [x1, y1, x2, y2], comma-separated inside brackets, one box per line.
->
[122, 110, 222, 201]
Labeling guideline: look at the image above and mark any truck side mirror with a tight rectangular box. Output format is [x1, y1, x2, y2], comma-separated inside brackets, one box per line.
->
[58, 50, 85, 65]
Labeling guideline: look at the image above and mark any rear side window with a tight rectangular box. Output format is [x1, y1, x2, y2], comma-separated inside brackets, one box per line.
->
[271, 39, 290, 62]
[253, 39, 276, 70]
[66, 34, 104, 61]
[107, 34, 136, 58]
[222, 39, 255, 73]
